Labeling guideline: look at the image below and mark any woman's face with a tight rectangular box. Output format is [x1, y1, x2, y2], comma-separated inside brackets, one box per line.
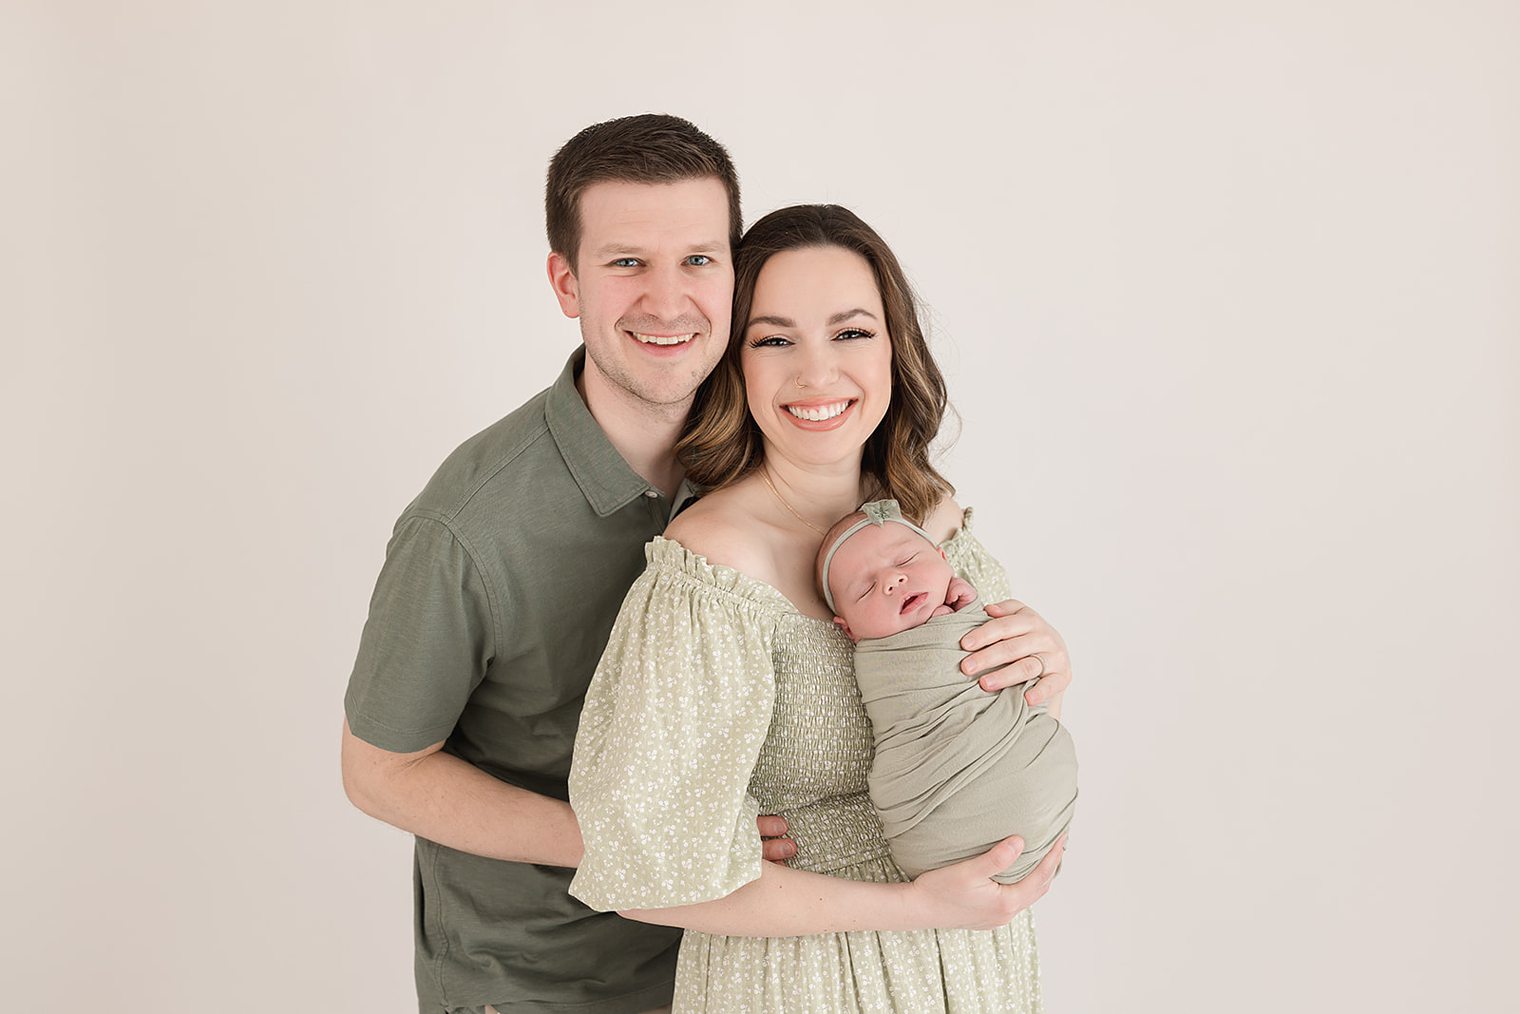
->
[739, 245, 894, 470]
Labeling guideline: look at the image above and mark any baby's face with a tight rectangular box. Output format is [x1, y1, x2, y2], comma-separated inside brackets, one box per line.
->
[828, 524, 955, 641]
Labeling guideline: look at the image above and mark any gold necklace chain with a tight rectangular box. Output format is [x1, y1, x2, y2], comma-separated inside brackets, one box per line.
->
[759, 468, 827, 537]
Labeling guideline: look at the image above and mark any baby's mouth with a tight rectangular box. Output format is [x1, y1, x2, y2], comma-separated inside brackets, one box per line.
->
[899, 592, 925, 615]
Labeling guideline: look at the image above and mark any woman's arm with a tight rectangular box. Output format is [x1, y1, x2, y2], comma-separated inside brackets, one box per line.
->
[620, 833, 1065, 937]
[925, 496, 1071, 717]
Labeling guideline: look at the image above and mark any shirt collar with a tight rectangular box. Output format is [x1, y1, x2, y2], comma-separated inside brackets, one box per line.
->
[545, 347, 666, 517]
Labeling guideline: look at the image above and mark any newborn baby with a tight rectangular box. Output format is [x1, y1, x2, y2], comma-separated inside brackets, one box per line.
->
[817, 500, 1077, 883]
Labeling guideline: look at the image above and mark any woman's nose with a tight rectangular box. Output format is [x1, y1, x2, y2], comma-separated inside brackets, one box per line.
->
[796, 343, 840, 389]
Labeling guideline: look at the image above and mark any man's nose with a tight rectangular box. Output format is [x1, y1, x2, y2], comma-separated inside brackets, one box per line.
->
[642, 263, 688, 321]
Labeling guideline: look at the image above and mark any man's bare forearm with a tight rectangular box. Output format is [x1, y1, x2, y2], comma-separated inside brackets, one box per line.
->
[341, 720, 583, 867]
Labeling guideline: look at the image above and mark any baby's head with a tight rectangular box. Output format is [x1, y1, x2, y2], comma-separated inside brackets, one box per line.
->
[816, 500, 956, 642]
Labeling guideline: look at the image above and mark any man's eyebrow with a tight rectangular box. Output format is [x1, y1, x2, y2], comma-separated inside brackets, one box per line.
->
[591, 241, 726, 259]
[828, 308, 878, 325]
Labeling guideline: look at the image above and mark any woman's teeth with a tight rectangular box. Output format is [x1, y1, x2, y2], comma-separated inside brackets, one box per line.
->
[631, 332, 696, 346]
[785, 401, 851, 421]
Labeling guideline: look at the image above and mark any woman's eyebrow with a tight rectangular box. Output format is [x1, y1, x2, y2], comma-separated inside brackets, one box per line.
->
[748, 308, 878, 330]
[747, 314, 795, 329]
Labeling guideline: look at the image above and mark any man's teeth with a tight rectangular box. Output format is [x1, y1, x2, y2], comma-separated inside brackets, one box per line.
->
[632, 332, 696, 346]
[786, 401, 850, 422]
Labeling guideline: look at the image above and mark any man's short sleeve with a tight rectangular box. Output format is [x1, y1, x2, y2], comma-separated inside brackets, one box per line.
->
[344, 514, 497, 753]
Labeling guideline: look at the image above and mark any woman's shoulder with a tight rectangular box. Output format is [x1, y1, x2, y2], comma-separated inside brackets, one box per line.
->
[646, 486, 794, 616]
[922, 493, 969, 544]
[665, 481, 777, 578]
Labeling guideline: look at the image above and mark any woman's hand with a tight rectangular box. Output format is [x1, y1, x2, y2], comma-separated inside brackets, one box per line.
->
[959, 600, 1071, 707]
[904, 834, 1066, 931]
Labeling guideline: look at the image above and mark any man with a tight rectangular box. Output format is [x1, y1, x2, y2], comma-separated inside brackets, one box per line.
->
[341, 114, 1071, 1013]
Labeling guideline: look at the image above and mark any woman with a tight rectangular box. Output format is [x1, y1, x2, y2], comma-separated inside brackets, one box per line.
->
[569, 205, 1068, 1011]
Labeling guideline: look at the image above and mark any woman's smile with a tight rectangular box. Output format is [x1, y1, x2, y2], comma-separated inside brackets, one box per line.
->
[782, 397, 859, 429]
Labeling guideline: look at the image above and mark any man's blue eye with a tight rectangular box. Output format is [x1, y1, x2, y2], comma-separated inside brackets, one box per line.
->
[687, 255, 712, 266]
[612, 258, 639, 268]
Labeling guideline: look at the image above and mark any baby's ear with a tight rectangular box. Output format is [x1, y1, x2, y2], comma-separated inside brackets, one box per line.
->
[833, 616, 857, 642]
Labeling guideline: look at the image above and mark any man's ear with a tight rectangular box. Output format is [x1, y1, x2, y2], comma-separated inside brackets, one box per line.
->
[547, 251, 580, 318]
[833, 616, 857, 642]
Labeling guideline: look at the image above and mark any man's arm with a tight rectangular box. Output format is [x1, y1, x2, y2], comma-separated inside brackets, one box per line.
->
[619, 833, 1066, 938]
[341, 719, 584, 866]
[341, 721, 799, 866]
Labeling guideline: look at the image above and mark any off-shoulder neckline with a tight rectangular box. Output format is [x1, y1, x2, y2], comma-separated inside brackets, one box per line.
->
[647, 508, 977, 629]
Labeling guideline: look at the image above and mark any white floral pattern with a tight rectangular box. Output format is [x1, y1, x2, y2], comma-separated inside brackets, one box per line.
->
[570, 511, 1043, 1012]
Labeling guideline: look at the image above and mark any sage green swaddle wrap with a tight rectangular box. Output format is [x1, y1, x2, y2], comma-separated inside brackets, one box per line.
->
[855, 600, 1078, 883]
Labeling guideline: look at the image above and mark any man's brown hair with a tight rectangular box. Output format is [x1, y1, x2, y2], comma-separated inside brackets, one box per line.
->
[545, 113, 741, 270]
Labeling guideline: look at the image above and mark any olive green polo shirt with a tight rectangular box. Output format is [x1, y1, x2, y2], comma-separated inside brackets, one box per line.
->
[345, 348, 690, 1013]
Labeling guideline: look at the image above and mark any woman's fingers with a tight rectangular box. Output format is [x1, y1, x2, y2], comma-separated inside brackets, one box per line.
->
[1000, 834, 1067, 908]
[959, 600, 1037, 650]
[974, 836, 1026, 879]
[960, 600, 1072, 703]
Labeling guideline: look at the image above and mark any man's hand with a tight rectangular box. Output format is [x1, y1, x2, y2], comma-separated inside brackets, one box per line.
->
[904, 834, 1066, 931]
[959, 599, 1071, 707]
[758, 814, 795, 862]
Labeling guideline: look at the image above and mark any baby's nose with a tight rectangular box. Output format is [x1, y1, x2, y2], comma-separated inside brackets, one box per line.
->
[885, 574, 906, 594]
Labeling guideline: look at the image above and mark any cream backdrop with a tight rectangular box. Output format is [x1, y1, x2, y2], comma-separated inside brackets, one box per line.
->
[4, 2, 1517, 1012]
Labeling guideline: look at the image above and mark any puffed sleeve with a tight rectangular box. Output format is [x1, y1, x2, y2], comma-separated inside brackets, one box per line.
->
[942, 507, 1013, 603]
[569, 539, 780, 912]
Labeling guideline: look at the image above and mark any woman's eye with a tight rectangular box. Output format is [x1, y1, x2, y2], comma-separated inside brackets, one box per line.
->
[835, 327, 875, 340]
[749, 335, 791, 348]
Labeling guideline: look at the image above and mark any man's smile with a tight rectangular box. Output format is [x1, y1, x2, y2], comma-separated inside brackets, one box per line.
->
[629, 331, 697, 346]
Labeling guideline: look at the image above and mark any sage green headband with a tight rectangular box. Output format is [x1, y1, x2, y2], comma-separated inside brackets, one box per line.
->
[820, 499, 936, 614]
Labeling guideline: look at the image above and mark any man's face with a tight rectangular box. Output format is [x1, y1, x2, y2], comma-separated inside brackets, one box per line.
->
[548, 177, 734, 413]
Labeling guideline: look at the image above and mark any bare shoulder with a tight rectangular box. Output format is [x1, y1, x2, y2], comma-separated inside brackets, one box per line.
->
[922, 493, 967, 544]
[664, 483, 775, 577]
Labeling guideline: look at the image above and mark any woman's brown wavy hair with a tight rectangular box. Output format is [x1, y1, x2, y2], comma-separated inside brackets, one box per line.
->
[676, 204, 954, 524]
